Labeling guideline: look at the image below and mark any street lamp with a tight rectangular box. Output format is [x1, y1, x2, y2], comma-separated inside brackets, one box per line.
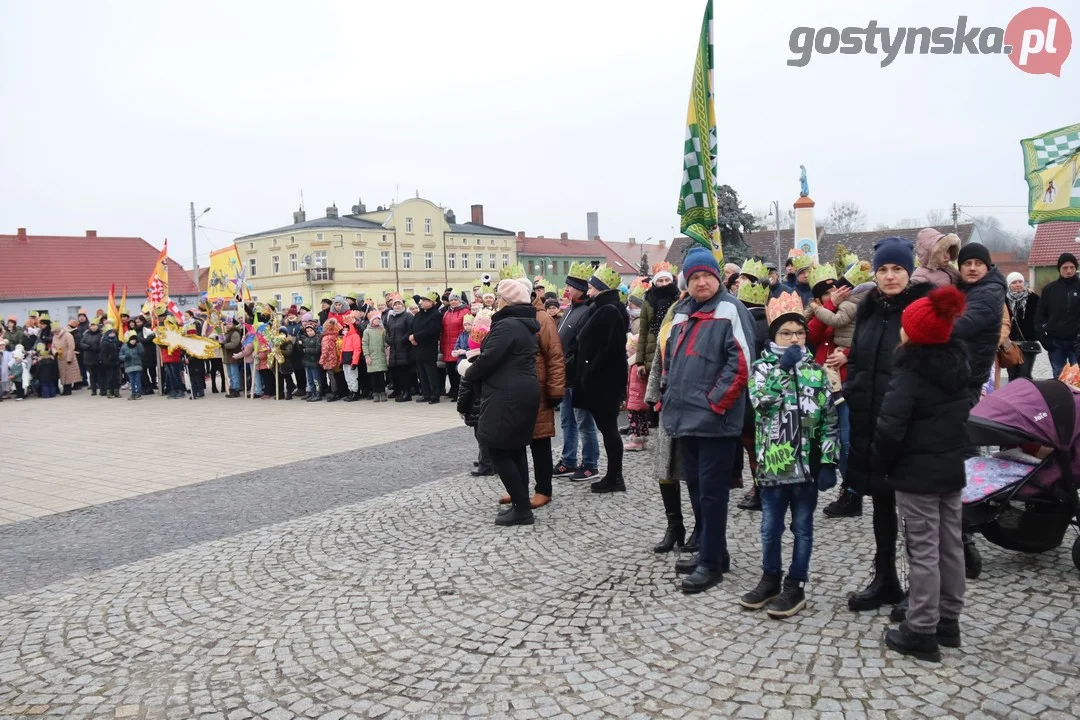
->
[190, 203, 211, 286]
[299, 255, 315, 309]
[766, 200, 782, 269]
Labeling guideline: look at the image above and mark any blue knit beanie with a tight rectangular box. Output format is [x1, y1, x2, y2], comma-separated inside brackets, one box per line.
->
[683, 247, 722, 283]
[872, 237, 914, 275]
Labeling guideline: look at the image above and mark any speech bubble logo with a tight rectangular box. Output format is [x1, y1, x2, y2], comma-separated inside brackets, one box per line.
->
[1005, 7, 1072, 76]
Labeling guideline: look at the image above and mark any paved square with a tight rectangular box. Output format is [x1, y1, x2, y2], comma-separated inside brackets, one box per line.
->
[1, 394, 1078, 719]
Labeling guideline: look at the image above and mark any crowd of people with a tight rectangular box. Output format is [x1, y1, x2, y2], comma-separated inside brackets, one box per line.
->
[4, 239, 1079, 663]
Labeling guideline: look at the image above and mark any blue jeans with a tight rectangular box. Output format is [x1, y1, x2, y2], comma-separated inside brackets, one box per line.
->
[163, 363, 183, 395]
[680, 436, 738, 571]
[252, 365, 263, 396]
[760, 483, 818, 582]
[305, 367, 322, 395]
[227, 363, 241, 393]
[837, 401, 851, 481]
[559, 387, 599, 469]
[1047, 339, 1078, 380]
[127, 371, 143, 397]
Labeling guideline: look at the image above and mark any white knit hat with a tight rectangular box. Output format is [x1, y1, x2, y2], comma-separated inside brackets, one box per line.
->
[1006, 272, 1025, 286]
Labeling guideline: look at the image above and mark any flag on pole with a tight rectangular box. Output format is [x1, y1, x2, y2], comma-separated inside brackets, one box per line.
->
[677, 0, 722, 262]
[1022, 121, 1080, 224]
[148, 240, 170, 303]
[107, 283, 127, 330]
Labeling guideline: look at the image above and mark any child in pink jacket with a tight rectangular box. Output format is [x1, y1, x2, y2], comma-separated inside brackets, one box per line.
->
[625, 333, 649, 450]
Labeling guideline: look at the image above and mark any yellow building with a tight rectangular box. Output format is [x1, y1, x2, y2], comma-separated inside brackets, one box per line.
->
[236, 198, 517, 308]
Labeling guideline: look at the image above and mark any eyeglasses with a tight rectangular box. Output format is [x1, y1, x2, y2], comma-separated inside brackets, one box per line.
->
[777, 330, 807, 339]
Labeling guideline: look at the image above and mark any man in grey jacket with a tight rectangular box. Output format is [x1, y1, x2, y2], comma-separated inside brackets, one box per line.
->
[662, 247, 755, 594]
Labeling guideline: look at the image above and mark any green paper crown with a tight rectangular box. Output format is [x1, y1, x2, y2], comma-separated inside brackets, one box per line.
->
[740, 259, 768, 280]
[791, 253, 815, 272]
[628, 280, 647, 299]
[808, 263, 838, 289]
[737, 281, 769, 306]
[842, 253, 859, 269]
[844, 260, 873, 286]
[499, 263, 527, 281]
[591, 264, 621, 291]
[567, 261, 594, 281]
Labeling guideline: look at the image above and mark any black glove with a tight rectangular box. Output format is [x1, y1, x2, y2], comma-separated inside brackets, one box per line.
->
[779, 345, 803, 372]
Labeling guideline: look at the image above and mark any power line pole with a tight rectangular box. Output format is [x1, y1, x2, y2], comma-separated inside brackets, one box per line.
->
[951, 203, 959, 232]
[189, 202, 199, 287]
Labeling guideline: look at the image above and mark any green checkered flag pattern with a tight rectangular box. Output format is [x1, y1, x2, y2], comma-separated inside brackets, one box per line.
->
[1033, 130, 1080, 167]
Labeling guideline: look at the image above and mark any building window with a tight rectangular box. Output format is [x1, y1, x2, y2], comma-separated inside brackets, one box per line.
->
[314, 250, 327, 267]
[249, 242, 254, 250]
[502, 253, 510, 268]
[402, 287, 414, 296]
[248, 258, 257, 277]
[405, 217, 413, 233]
[448, 252, 456, 269]
[334, 234, 343, 245]
[462, 237, 468, 245]
[316, 232, 324, 241]
[424, 218, 432, 235]
[461, 252, 470, 270]
[381, 234, 387, 243]
[488, 253, 497, 270]
[274, 294, 282, 308]
[424, 252, 433, 270]
[563, 260, 570, 274]
[380, 250, 390, 269]
[402, 252, 412, 270]
[356, 233, 362, 242]
[354, 250, 365, 269]
[289, 253, 298, 272]
[272, 255, 280, 275]
[490, 238, 496, 246]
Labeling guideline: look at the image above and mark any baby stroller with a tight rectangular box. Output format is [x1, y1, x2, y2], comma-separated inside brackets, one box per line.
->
[962, 378, 1080, 573]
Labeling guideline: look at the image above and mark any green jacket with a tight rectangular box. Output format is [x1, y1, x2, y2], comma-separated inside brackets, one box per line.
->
[362, 327, 388, 372]
[749, 347, 838, 487]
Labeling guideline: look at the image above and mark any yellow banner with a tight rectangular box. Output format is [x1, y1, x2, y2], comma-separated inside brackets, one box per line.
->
[207, 247, 250, 302]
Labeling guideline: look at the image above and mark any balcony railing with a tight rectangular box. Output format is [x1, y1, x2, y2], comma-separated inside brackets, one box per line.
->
[305, 267, 335, 283]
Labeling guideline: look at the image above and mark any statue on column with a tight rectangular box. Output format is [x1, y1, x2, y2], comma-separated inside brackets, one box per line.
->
[799, 165, 809, 197]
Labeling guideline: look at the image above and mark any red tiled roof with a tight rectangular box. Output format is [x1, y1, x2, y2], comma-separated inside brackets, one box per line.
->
[0, 233, 200, 301]
[516, 236, 637, 274]
[603, 240, 670, 270]
[1028, 221, 1080, 266]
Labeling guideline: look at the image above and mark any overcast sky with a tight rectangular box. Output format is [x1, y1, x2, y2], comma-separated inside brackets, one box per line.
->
[1, 0, 1075, 267]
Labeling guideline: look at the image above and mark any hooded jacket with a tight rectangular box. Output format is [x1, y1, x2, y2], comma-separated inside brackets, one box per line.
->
[911, 231, 961, 288]
[874, 339, 972, 494]
[660, 289, 755, 439]
[572, 289, 630, 420]
[634, 283, 680, 369]
[300, 331, 322, 369]
[79, 327, 103, 366]
[119, 339, 144, 373]
[384, 310, 414, 368]
[951, 267, 1006, 388]
[319, 321, 342, 370]
[99, 330, 122, 367]
[440, 305, 470, 364]
[845, 281, 933, 495]
[463, 303, 541, 450]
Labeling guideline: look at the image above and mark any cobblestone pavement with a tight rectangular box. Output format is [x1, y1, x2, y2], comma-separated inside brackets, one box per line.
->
[1, 423, 1078, 719]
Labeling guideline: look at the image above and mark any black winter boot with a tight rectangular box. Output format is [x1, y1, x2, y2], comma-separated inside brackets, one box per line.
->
[963, 533, 982, 580]
[590, 474, 626, 494]
[848, 555, 905, 611]
[736, 485, 762, 511]
[653, 483, 685, 553]
[885, 623, 941, 662]
[682, 525, 700, 554]
[935, 618, 961, 648]
[739, 573, 783, 610]
[823, 488, 863, 517]
[766, 576, 807, 618]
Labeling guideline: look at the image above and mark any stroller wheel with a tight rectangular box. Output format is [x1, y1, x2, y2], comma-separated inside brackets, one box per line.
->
[963, 534, 982, 580]
[1073, 536, 1080, 572]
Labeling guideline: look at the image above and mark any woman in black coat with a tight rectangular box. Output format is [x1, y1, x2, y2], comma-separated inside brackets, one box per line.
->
[384, 298, 415, 402]
[573, 277, 630, 494]
[409, 294, 444, 403]
[463, 281, 541, 526]
[1005, 273, 1040, 381]
[78, 321, 103, 395]
[845, 238, 932, 612]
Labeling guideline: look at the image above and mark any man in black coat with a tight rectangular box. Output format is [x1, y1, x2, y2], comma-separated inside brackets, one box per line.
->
[1034, 252, 1080, 378]
[78, 318, 103, 395]
[950, 243, 1006, 405]
[409, 292, 444, 403]
[554, 270, 600, 480]
[462, 282, 541, 526]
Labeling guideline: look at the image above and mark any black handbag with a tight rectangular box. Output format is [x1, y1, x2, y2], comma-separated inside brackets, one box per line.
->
[1014, 325, 1041, 355]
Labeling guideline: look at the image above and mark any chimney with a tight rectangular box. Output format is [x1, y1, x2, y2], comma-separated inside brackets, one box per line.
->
[471, 204, 484, 225]
[659, 239, 667, 249]
[517, 231, 525, 240]
[586, 212, 599, 244]
[537, 235, 544, 239]
[326, 204, 339, 219]
[293, 207, 306, 224]
[86, 230, 97, 237]
[628, 236, 636, 245]
[17, 227, 27, 242]
[560, 232, 568, 240]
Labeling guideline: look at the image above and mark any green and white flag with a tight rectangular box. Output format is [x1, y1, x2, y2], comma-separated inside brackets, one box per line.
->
[677, 0, 722, 261]
[1022, 121, 1080, 224]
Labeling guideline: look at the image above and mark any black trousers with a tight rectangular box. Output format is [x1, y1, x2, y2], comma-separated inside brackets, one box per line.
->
[446, 362, 460, 398]
[390, 366, 413, 397]
[476, 428, 493, 472]
[872, 490, 899, 567]
[144, 364, 157, 391]
[87, 365, 101, 392]
[490, 446, 530, 510]
[189, 361, 206, 395]
[206, 358, 224, 391]
[102, 365, 121, 392]
[531, 437, 554, 496]
[416, 359, 440, 400]
[370, 371, 387, 394]
[594, 414, 624, 479]
[358, 360, 372, 396]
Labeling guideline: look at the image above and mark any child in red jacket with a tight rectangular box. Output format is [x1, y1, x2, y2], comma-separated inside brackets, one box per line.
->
[341, 313, 362, 402]
[625, 333, 649, 451]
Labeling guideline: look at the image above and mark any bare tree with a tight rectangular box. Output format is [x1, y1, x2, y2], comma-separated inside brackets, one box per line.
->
[925, 208, 949, 227]
[753, 206, 795, 231]
[873, 222, 892, 231]
[826, 201, 867, 233]
[894, 217, 921, 229]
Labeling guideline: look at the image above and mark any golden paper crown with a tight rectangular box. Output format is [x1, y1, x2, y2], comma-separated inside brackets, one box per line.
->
[651, 260, 678, 277]
[766, 291, 805, 326]
[736, 281, 769, 307]
[842, 252, 859, 269]
[628, 277, 648, 299]
[808, 263, 838, 289]
[844, 260, 872, 286]
[592, 265, 621, 291]
[568, 261, 594, 281]
[499, 263, 527, 281]
[791, 253, 815, 272]
[740, 259, 768, 280]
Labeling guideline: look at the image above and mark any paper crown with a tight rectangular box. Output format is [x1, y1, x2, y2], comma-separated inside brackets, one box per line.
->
[533, 276, 557, 294]
[766, 291, 806, 326]
[808, 263, 838, 290]
[567, 261, 594, 281]
[843, 260, 872, 286]
[791, 253, 815, 272]
[740, 259, 768, 281]
[651, 260, 678, 277]
[629, 277, 648, 299]
[382, 287, 397, 298]
[736, 281, 769, 307]
[842, 252, 859, 269]
[591, 264, 621, 291]
[499, 263, 527, 281]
